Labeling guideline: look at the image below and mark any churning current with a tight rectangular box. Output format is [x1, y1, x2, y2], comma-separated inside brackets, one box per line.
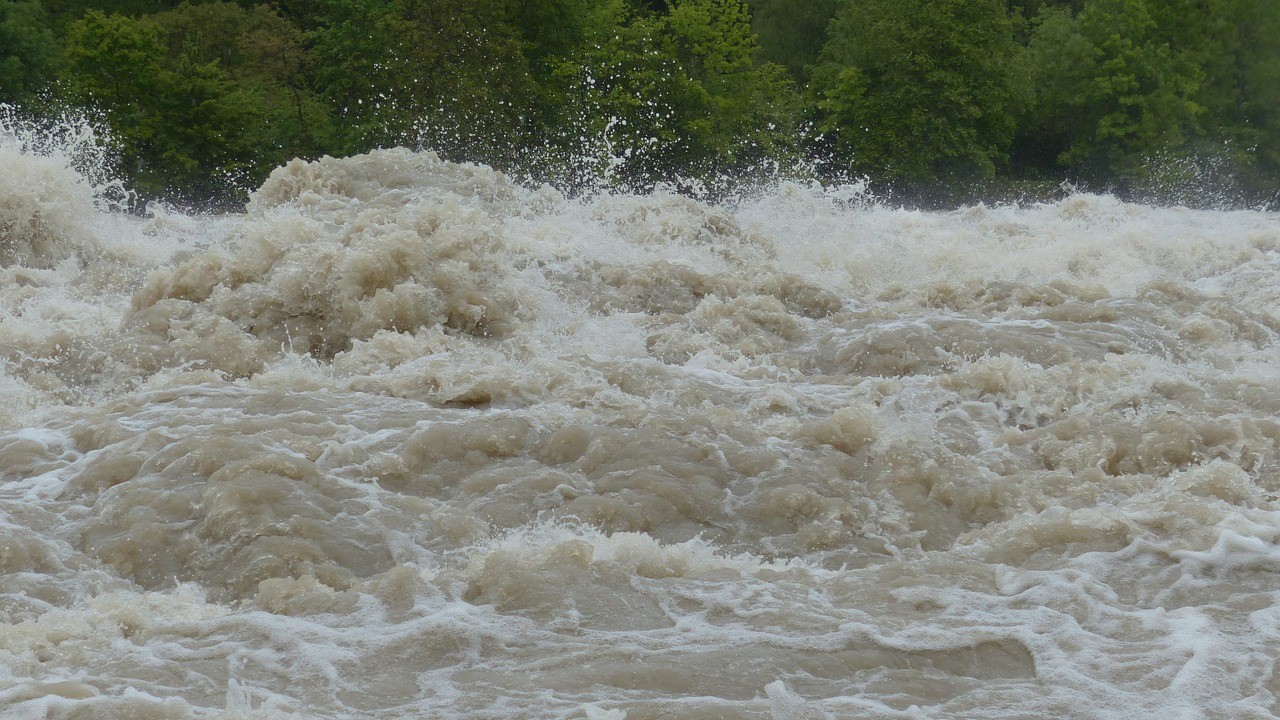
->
[3, 129, 1280, 720]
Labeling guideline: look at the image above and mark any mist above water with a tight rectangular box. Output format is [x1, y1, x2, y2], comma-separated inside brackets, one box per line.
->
[2, 118, 1280, 719]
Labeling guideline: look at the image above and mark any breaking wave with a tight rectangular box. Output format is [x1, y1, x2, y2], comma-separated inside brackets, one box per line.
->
[2, 121, 1280, 719]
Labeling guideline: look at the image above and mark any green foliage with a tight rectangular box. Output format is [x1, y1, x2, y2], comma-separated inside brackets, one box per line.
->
[1178, 0, 1280, 198]
[0, 0, 1271, 205]
[1018, 0, 1203, 179]
[664, 0, 801, 172]
[811, 0, 1021, 186]
[0, 0, 58, 102]
[304, 0, 401, 149]
[747, 0, 836, 81]
[308, 0, 537, 162]
[546, 0, 801, 188]
[542, 0, 683, 183]
[394, 0, 537, 164]
[43, 0, 193, 21]
[151, 2, 331, 164]
[514, 0, 595, 65]
[63, 9, 263, 204]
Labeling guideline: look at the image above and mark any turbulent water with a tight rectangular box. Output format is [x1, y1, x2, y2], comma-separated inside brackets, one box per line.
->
[3, 126, 1280, 720]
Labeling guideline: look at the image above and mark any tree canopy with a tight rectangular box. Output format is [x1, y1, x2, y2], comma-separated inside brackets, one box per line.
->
[0, 0, 57, 103]
[8, 0, 1277, 207]
[811, 0, 1022, 187]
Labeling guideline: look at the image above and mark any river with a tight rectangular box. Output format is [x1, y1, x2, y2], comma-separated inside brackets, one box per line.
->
[3, 126, 1280, 719]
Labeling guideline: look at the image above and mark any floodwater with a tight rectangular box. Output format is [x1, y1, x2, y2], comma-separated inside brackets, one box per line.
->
[3, 126, 1280, 719]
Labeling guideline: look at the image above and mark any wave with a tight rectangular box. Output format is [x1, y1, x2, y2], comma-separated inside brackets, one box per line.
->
[1, 122, 1280, 718]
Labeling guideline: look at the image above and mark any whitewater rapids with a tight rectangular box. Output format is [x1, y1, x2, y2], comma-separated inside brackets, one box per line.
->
[3, 132, 1280, 719]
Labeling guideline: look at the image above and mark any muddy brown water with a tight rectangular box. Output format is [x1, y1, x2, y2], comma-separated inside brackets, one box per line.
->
[3, 139, 1280, 719]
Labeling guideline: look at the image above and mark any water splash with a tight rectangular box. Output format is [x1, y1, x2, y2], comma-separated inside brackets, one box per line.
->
[0, 131, 1278, 718]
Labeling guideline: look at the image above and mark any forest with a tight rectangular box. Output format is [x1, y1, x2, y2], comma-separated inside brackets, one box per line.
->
[2, 0, 1277, 208]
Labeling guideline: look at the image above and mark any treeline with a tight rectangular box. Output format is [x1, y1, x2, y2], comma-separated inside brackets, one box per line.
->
[2, 0, 1277, 207]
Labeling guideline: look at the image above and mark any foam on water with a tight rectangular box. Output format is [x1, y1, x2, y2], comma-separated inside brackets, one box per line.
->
[3, 123, 1280, 719]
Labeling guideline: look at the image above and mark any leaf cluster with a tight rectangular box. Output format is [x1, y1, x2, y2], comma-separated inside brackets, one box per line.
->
[3, 0, 1276, 206]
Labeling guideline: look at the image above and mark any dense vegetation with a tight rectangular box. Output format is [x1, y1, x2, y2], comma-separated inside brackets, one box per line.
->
[2, 0, 1277, 207]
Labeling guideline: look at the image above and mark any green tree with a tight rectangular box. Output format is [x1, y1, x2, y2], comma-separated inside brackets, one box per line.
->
[1017, 0, 1203, 181]
[811, 0, 1022, 188]
[151, 2, 332, 165]
[747, 0, 837, 82]
[547, 0, 801, 188]
[0, 0, 57, 103]
[62, 9, 260, 204]
[1178, 0, 1280, 200]
[305, 0, 401, 149]
[514, 0, 596, 66]
[308, 0, 537, 162]
[42, 0, 192, 21]
[665, 0, 801, 173]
